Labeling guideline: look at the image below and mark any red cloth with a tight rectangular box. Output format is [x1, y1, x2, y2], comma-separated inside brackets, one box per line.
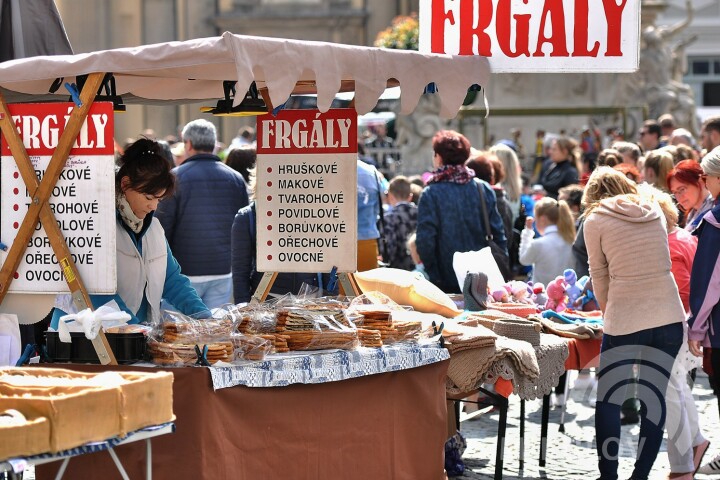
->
[668, 228, 697, 312]
[494, 378, 513, 397]
[564, 338, 602, 370]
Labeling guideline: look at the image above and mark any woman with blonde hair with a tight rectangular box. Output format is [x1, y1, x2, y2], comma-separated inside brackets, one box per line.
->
[519, 197, 576, 286]
[490, 142, 522, 221]
[644, 149, 675, 192]
[540, 136, 581, 199]
[583, 167, 684, 480]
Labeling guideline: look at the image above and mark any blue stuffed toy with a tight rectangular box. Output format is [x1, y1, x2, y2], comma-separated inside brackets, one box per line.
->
[564, 269, 584, 306]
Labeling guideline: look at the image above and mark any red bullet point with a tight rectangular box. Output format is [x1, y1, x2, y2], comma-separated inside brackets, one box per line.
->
[267, 181, 272, 187]
[13, 222, 18, 229]
[13, 188, 18, 195]
[13, 172, 18, 179]
[267, 241, 272, 246]
[267, 195, 272, 201]
[267, 255, 272, 260]
[267, 225, 272, 231]
[13, 205, 18, 211]
[267, 211, 272, 216]
[13, 272, 18, 279]
[267, 167, 272, 173]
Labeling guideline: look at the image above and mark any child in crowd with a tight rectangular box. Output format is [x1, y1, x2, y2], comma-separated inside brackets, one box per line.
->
[406, 233, 429, 280]
[519, 196, 577, 407]
[519, 197, 576, 288]
[381, 176, 418, 271]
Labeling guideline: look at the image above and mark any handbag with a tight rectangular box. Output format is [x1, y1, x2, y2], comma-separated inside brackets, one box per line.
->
[475, 180, 512, 281]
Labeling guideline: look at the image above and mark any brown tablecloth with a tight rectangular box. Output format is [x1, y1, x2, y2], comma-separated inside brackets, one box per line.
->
[36, 360, 449, 480]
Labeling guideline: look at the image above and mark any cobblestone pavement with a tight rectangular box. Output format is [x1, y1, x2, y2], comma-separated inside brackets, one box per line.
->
[455, 370, 720, 479]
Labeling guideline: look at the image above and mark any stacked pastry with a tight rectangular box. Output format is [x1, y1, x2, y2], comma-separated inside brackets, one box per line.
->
[148, 340, 233, 365]
[280, 309, 358, 351]
[356, 328, 382, 347]
[147, 319, 234, 365]
[351, 308, 422, 345]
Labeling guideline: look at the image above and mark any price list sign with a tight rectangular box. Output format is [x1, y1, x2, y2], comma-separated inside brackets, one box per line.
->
[256, 109, 357, 273]
[0, 102, 117, 293]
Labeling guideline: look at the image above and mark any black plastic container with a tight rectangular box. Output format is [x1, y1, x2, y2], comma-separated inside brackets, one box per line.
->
[46, 331, 146, 364]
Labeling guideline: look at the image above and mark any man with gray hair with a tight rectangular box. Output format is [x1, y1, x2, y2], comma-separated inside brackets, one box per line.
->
[156, 119, 249, 308]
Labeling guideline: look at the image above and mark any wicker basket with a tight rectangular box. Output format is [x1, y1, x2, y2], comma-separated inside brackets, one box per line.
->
[492, 317, 542, 345]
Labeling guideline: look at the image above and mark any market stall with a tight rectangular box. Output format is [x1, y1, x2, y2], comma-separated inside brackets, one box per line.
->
[0, 32, 492, 479]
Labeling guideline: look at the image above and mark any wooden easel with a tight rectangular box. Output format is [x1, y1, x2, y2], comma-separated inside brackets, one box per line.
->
[0, 72, 117, 365]
[249, 271, 362, 304]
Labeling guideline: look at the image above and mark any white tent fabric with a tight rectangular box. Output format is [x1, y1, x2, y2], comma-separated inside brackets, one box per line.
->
[0, 32, 491, 118]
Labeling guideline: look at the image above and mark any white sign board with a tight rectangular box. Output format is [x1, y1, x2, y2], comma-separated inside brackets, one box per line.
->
[256, 109, 358, 273]
[0, 102, 117, 293]
[419, 0, 641, 72]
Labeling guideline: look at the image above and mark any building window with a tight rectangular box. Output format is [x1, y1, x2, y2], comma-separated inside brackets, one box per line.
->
[685, 56, 720, 107]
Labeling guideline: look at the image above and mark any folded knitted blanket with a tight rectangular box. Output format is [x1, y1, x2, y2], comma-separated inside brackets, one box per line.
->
[528, 314, 603, 340]
[443, 323, 497, 354]
[486, 333, 569, 400]
[446, 334, 539, 394]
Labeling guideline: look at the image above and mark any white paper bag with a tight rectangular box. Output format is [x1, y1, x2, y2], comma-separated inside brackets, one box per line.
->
[453, 247, 505, 293]
[0, 313, 21, 366]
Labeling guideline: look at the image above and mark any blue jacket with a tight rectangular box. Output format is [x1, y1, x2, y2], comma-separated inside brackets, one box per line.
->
[416, 179, 507, 293]
[231, 203, 336, 303]
[155, 153, 249, 276]
[357, 160, 382, 241]
[688, 204, 720, 347]
[51, 212, 209, 329]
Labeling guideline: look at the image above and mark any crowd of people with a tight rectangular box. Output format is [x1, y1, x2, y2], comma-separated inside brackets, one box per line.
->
[100, 111, 720, 479]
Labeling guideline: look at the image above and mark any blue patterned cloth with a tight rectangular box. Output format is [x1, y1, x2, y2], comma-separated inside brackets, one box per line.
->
[209, 343, 449, 390]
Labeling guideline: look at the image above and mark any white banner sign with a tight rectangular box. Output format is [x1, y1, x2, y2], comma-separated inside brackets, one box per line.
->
[256, 109, 358, 273]
[419, 0, 641, 72]
[0, 102, 117, 293]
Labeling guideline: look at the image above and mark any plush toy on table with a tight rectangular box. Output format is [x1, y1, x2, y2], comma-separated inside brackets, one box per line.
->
[563, 269, 583, 306]
[530, 282, 547, 306]
[545, 276, 568, 312]
[491, 288, 509, 303]
[509, 280, 533, 304]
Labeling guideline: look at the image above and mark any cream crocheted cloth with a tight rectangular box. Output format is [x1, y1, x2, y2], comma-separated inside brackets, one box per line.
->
[446, 333, 569, 400]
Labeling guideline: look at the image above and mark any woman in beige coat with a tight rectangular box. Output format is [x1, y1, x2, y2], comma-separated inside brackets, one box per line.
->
[583, 167, 685, 480]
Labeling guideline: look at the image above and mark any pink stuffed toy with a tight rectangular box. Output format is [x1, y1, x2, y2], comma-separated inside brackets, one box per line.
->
[491, 288, 509, 303]
[545, 276, 568, 312]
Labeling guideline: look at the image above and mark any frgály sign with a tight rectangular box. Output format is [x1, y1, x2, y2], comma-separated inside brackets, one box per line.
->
[419, 0, 641, 72]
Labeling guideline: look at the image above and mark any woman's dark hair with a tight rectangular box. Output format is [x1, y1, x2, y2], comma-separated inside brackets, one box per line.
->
[432, 130, 471, 166]
[225, 146, 257, 184]
[115, 138, 175, 198]
[597, 148, 623, 168]
[465, 151, 495, 183]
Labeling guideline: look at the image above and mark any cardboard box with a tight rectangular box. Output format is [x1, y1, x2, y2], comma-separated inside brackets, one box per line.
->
[0, 367, 174, 436]
[0, 383, 122, 452]
[0, 414, 51, 461]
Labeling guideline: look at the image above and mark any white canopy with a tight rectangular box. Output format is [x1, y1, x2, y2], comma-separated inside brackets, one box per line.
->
[0, 32, 491, 118]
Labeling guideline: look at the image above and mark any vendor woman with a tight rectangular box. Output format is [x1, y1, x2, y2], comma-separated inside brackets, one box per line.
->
[51, 138, 209, 328]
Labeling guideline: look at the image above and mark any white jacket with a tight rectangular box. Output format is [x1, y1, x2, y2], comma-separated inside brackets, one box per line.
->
[519, 225, 574, 286]
[116, 217, 167, 324]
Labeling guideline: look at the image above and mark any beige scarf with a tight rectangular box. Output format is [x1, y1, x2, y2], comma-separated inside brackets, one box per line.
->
[117, 194, 144, 233]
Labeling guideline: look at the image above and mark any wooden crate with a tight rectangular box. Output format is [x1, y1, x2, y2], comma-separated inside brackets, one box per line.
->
[0, 414, 51, 461]
[0, 367, 174, 436]
[0, 383, 122, 452]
